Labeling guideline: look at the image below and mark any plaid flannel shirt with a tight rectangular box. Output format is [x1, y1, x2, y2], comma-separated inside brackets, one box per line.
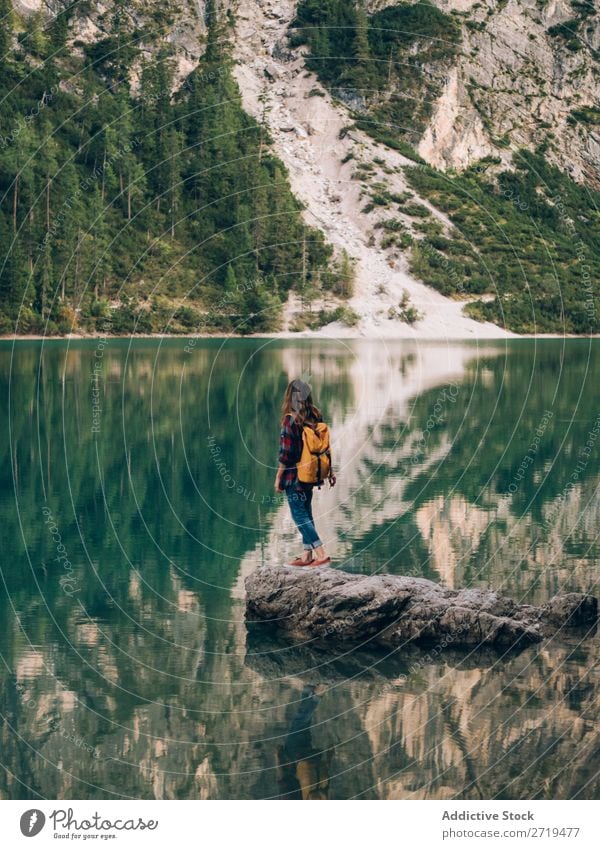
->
[278, 414, 304, 490]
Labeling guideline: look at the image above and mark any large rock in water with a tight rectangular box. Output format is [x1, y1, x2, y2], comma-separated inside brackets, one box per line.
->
[245, 566, 597, 650]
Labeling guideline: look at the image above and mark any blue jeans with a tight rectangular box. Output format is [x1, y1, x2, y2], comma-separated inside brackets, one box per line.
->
[286, 485, 322, 550]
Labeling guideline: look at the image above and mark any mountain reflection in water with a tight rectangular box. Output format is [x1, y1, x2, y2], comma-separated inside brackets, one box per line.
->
[0, 338, 598, 799]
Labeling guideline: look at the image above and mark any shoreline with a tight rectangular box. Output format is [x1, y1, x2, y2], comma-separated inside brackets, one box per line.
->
[0, 331, 598, 342]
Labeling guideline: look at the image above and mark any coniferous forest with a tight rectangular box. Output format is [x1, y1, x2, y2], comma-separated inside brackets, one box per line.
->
[0, 0, 335, 336]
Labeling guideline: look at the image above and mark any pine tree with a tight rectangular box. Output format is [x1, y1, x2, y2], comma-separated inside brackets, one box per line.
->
[53, 158, 81, 301]
[350, 1, 373, 89]
[7, 121, 40, 264]
[109, 0, 138, 85]
[333, 249, 355, 297]
[21, 12, 50, 59]
[139, 50, 177, 215]
[257, 81, 272, 163]
[50, 8, 70, 53]
[242, 278, 281, 333]
[87, 188, 112, 299]
[204, 0, 234, 66]
[165, 127, 183, 238]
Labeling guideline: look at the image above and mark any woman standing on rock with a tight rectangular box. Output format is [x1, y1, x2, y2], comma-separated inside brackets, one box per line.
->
[274, 379, 336, 566]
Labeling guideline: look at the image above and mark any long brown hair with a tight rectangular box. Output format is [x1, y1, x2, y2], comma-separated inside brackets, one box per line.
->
[281, 379, 322, 426]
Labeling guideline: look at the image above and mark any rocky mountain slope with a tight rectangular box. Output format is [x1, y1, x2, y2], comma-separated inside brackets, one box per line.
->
[13, 0, 208, 87]
[4, 0, 599, 336]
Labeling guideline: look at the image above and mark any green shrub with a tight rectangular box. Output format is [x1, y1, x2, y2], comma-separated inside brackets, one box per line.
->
[90, 298, 111, 319]
[293, 304, 360, 330]
[375, 218, 405, 232]
[325, 305, 360, 327]
[547, 18, 583, 51]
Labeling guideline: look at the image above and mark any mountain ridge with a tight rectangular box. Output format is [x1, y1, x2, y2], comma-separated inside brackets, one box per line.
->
[1, 0, 598, 336]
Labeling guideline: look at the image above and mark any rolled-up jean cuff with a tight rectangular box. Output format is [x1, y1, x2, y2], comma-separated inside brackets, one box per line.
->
[305, 539, 322, 550]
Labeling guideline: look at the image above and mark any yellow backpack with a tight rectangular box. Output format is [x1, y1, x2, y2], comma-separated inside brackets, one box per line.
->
[297, 422, 331, 486]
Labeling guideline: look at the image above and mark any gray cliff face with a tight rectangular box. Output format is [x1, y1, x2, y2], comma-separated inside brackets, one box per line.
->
[245, 565, 598, 648]
[417, 0, 600, 184]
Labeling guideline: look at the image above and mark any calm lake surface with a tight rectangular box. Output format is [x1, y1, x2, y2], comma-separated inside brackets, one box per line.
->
[1, 337, 598, 800]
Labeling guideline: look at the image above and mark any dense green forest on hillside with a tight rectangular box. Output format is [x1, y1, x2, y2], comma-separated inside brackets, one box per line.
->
[0, 1, 336, 335]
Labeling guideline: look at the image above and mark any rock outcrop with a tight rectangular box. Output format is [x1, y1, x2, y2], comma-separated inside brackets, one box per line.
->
[245, 565, 597, 649]
[422, 0, 600, 186]
[365, 0, 600, 186]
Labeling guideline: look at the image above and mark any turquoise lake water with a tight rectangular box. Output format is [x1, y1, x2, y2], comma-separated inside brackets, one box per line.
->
[0, 337, 598, 799]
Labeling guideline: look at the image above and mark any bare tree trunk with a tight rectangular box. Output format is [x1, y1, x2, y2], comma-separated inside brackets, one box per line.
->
[301, 230, 307, 311]
[13, 175, 18, 234]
